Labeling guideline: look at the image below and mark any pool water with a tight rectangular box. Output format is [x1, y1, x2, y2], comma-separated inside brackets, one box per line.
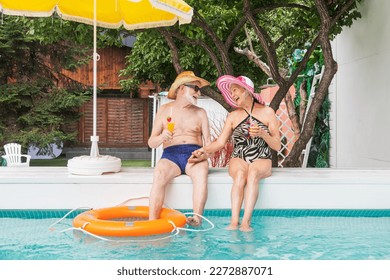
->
[1, 210, 390, 260]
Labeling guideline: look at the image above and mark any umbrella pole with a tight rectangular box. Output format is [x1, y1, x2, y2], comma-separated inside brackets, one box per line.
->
[68, 0, 121, 175]
[90, 0, 99, 157]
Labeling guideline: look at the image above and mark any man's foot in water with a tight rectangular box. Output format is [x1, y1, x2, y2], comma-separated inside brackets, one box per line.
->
[186, 216, 201, 227]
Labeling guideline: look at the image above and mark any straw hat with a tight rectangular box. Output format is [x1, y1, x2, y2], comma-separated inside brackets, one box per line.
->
[168, 71, 210, 99]
[216, 75, 263, 108]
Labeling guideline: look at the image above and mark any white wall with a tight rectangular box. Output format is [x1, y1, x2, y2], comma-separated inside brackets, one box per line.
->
[332, 0, 390, 168]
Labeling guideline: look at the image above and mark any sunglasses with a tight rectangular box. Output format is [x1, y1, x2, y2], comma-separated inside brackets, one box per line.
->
[184, 84, 200, 92]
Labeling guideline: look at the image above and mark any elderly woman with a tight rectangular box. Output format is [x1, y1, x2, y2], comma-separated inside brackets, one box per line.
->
[189, 75, 281, 232]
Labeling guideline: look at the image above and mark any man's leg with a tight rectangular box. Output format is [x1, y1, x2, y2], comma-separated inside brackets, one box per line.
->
[185, 160, 209, 226]
[149, 159, 181, 220]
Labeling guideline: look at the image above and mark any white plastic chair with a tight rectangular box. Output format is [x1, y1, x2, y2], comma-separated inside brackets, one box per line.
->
[2, 143, 31, 167]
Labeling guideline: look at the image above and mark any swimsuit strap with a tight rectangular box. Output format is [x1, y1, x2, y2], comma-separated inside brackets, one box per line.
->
[233, 99, 256, 131]
[243, 99, 255, 117]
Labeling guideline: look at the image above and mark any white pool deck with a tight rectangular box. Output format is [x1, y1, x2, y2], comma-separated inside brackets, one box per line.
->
[0, 167, 390, 210]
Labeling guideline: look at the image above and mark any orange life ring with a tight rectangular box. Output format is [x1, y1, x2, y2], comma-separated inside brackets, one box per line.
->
[72, 206, 186, 237]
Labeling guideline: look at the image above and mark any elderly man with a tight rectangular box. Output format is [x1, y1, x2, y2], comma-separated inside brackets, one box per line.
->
[148, 71, 211, 226]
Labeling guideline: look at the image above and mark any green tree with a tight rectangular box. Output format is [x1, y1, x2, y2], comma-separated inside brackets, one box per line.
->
[121, 0, 362, 167]
[0, 17, 92, 156]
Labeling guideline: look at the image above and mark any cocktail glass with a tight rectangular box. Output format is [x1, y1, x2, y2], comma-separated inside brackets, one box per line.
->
[167, 122, 175, 132]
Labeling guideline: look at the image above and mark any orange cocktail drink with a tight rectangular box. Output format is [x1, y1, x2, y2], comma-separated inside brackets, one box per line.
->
[167, 122, 175, 132]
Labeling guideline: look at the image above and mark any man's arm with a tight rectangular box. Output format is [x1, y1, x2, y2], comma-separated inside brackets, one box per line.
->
[148, 105, 172, 148]
[200, 108, 211, 146]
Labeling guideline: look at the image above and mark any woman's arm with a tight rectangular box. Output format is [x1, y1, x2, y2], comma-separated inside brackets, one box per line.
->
[258, 107, 281, 151]
[190, 112, 234, 162]
[205, 112, 235, 153]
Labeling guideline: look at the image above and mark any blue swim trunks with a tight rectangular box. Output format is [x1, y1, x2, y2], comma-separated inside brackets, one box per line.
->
[161, 144, 201, 174]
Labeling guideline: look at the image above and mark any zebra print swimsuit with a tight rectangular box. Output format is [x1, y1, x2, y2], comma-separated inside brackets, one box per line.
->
[231, 108, 272, 163]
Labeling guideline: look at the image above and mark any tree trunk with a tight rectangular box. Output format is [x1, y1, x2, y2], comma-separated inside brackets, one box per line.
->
[159, 29, 183, 74]
[285, 89, 301, 140]
[299, 80, 308, 127]
[201, 86, 234, 112]
[284, 46, 337, 167]
[283, 0, 339, 167]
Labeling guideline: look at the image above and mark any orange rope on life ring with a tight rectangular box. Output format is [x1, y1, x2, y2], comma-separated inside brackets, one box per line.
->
[72, 206, 186, 237]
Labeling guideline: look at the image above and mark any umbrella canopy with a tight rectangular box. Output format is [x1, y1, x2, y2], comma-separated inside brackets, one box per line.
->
[0, 0, 192, 29]
[0, 0, 193, 175]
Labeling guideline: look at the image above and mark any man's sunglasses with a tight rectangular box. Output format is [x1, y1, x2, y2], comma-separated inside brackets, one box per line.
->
[184, 84, 200, 92]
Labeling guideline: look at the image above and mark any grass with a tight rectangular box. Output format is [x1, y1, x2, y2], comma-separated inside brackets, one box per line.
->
[30, 156, 151, 167]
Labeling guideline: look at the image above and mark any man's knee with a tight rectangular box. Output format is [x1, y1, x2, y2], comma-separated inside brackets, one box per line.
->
[153, 164, 177, 183]
[196, 165, 208, 177]
[153, 167, 166, 179]
[186, 161, 208, 177]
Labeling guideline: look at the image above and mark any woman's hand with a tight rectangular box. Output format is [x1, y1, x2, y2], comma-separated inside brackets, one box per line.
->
[188, 148, 208, 163]
[249, 123, 268, 138]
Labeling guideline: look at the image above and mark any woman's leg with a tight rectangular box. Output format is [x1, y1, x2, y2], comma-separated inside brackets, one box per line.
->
[228, 158, 249, 230]
[240, 159, 272, 232]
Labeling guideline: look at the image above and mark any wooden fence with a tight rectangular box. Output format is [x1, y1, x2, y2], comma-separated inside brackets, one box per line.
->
[62, 47, 130, 89]
[78, 97, 150, 147]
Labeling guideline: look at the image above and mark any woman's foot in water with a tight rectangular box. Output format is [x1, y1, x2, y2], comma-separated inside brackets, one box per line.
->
[226, 222, 239, 230]
[239, 222, 253, 232]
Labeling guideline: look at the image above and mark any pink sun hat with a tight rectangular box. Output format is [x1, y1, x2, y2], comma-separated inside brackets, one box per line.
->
[216, 75, 264, 108]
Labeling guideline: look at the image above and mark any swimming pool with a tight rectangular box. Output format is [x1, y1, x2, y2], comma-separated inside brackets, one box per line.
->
[1, 209, 390, 260]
